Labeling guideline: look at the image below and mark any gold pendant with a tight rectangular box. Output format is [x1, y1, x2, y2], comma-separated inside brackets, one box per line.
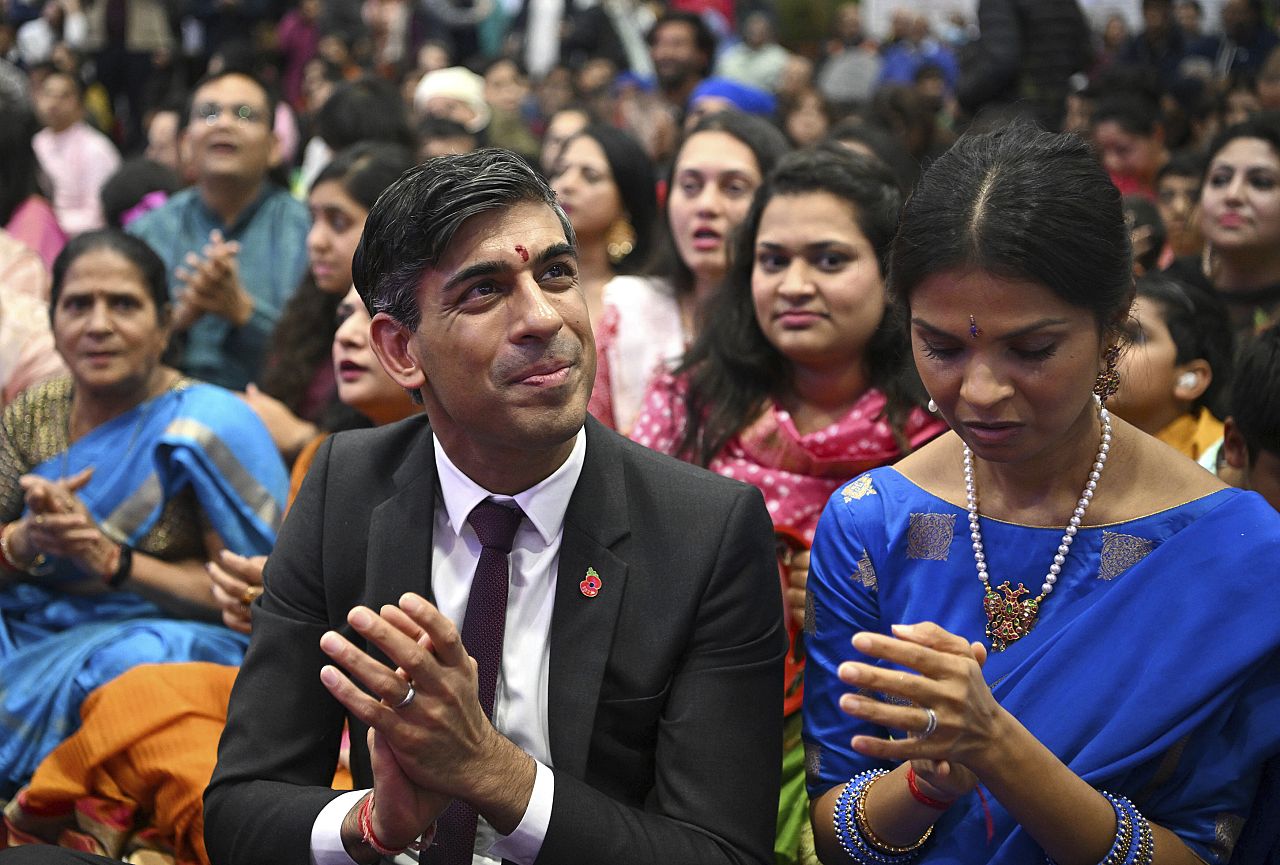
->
[983, 581, 1041, 651]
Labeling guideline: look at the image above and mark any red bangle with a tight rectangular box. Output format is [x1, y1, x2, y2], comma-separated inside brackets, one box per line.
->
[906, 767, 956, 810]
[357, 793, 433, 856]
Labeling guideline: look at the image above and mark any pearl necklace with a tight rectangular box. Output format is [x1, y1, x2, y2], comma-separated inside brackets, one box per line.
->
[963, 395, 1112, 651]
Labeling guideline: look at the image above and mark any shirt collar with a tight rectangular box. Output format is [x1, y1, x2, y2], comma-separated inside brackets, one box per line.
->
[432, 427, 587, 546]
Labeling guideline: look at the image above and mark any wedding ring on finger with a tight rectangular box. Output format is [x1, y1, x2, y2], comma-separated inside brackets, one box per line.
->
[239, 584, 264, 607]
[915, 707, 938, 740]
[393, 684, 416, 710]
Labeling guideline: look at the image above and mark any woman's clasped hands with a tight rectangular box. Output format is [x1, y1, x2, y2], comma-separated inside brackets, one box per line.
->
[14, 468, 120, 584]
[838, 622, 1005, 800]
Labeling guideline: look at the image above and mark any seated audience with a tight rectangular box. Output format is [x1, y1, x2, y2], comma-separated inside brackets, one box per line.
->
[632, 144, 945, 865]
[805, 123, 1280, 865]
[128, 70, 310, 391]
[0, 230, 287, 796]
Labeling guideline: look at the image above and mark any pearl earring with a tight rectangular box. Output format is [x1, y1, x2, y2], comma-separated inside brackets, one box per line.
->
[927, 399, 938, 413]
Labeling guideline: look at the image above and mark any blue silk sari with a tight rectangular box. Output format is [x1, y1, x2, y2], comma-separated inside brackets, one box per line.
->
[804, 468, 1280, 864]
[0, 381, 287, 795]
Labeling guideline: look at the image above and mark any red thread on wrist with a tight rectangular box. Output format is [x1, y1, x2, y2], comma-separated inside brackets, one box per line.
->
[906, 766, 956, 810]
[358, 794, 407, 857]
[357, 794, 433, 857]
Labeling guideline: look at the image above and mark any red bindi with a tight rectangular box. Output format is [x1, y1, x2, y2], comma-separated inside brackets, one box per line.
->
[515, 245, 528, 262]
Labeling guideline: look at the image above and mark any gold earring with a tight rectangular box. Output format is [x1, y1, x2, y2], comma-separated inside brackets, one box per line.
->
[606, 218, 636, 265]
[1094, 344, 1121, 401]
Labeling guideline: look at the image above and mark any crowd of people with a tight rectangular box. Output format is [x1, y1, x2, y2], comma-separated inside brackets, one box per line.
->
[0, 0, 1278, 864]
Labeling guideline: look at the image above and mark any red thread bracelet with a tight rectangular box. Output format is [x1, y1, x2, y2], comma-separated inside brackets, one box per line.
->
[358, 793, 434, 857]
[906, 767, 956, 810]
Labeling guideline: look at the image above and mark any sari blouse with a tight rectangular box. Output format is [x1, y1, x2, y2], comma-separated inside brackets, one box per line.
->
[804, 467, 1280, 863]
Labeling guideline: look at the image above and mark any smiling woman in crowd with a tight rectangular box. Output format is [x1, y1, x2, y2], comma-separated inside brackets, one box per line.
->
[0, 229, 286, 795]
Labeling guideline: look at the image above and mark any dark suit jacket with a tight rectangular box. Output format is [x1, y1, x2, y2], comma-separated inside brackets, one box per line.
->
[205, 416, 786, 865]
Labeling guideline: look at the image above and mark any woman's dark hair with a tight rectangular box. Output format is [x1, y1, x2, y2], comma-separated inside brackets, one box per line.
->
[258, 142, 415, 417]
[100, 158, 182, 229]
[890, 123, 1133, 339]
[0, 103, 49, 225]
[315, 76, 415, 152]
[674, 143, 923, 466]
[646, 111, 791, 295]
[50, 230, 170, 323]
[1133, 274, 1234, 418]
[557, 124, 658, 274]
[1204, 111, 1280, 168]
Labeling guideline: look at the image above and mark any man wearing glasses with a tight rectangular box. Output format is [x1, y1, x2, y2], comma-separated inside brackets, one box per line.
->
[129, 70, 310, 391]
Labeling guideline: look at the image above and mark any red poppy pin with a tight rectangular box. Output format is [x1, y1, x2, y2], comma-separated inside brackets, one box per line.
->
[580, 567, 602, 598]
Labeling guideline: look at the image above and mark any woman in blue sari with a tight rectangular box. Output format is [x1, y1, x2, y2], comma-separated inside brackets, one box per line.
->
[804, 125, 1280, 865]
[0, 230, 287, 795]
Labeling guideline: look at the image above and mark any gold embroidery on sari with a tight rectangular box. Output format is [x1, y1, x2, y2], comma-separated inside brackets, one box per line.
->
[1099, 531, 1156, 581]
[841, 475, 876, 503]
[855, 550, 878, 591]
[907, 513, 954, 560]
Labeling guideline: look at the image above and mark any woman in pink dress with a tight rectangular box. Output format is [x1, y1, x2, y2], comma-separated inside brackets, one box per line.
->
[632, 144, 945, 865]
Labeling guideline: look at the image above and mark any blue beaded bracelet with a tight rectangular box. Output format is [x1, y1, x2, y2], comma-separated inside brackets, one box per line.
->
[833, 769, 932, 865]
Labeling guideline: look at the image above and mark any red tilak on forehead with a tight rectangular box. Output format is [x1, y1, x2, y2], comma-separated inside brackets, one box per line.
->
[514, 245, 529, 262]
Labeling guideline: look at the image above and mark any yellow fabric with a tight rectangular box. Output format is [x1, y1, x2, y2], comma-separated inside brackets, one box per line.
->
[1155, 407, 1225, 462]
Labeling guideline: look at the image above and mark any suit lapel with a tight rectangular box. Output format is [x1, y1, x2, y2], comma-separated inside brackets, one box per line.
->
[366, 425, 439, 616]
[548, 420, 631, 778]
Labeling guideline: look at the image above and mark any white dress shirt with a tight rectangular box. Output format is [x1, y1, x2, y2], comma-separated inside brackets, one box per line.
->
[311, 428, 587, 865]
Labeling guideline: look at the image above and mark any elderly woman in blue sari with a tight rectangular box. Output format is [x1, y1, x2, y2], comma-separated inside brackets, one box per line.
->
[0, 230, 287, 796]
[804, 125, 1280, 865]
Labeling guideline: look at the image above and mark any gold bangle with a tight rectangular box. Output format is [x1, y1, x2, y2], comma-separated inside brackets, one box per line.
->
[855, 770, 934, 855]
[0, 522, 45, 575]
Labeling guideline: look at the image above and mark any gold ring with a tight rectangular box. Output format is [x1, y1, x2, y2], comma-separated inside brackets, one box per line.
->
[240, 584, 264, 606]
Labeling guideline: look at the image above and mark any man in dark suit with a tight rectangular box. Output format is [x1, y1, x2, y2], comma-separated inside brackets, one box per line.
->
[201, 148, 786, 865]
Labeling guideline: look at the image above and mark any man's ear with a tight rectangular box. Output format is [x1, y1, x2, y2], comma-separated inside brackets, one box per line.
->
[1222, 416, 1250, 470]
[369, 312, 427, 392]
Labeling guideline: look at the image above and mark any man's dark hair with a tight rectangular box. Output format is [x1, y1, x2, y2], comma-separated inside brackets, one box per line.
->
[352, 148, 574, 331]
[1230, 326, 1280, 464]
[646, 11, 717, 78]
[183, 69, 278, 131]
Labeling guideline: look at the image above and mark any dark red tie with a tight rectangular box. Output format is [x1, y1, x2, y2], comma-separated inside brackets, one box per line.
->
[425, 499, 522, 865]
